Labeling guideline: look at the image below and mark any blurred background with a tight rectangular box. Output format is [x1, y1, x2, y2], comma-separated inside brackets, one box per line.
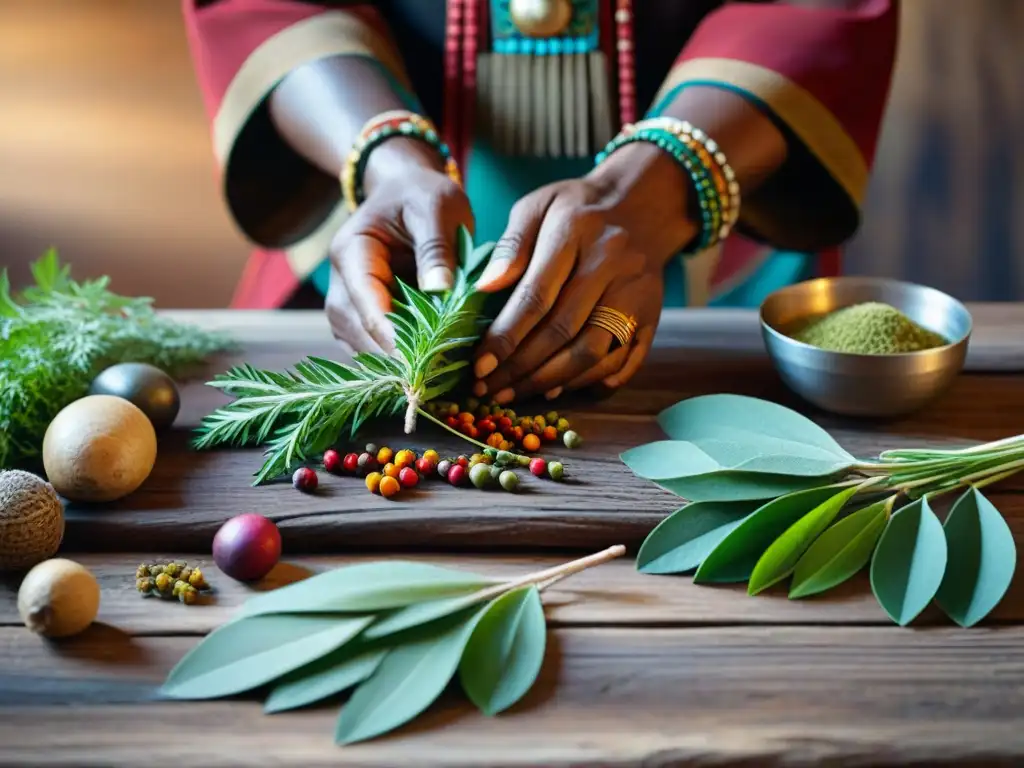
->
[1, 0, 1021, 307]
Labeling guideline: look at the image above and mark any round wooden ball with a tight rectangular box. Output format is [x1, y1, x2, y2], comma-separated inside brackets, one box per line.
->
[0, 470, 65, 572]
[89, 362, 180, 430]
[43, 395, 158, 503]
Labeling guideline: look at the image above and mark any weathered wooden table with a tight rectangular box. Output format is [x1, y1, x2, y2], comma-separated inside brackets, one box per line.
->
[2, 306, 1024, 767]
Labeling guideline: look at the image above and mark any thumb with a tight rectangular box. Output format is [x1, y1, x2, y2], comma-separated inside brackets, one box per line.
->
[407, 196, 473, 294]
[474, 193, 548, 293]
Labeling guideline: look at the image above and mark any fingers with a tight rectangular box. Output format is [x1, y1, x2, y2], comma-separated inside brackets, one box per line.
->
[490, 325, 613, 404]
[476, 229, 624, 397]
[332, 233, 396, 352]
[406, 186, 474, 294]
[325, 265, 386, 354]
[602, 325, 655, 389]
[474, 190, 556, 293]
[473, 202, 581, 382]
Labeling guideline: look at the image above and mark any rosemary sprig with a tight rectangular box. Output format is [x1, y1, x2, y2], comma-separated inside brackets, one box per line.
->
[193, 229, 496, 485]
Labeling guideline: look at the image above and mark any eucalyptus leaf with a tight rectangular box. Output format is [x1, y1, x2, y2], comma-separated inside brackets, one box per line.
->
[748, 485, 860, 595]
[621, 438, 853, 482]
[161, 614, 372, 700]
[656, 471, 834, 503]
[636, 500, 760, 575]
[459, 586, 546, 716]
[935, 488, 1017, 627]
[693, 485, 845, 583]
[364, 588, 494, 640]
[264, 646, 386, 714]
[335, 608, 487, 745]
[789, 498, 890, 599]
[656, 394, 854, 460]
[238, 562, 500, 618]
[870, 498, 948, 626]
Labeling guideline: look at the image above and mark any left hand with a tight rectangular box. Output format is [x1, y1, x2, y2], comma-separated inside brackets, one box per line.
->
[470, 143, 698, 403]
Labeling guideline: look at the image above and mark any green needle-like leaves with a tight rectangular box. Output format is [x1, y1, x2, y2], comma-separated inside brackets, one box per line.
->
[935, 488, 1016, 627]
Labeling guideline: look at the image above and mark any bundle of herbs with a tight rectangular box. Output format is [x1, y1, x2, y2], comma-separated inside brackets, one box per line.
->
[193, 227, 501, 485]
[0, 250, 232, 469]
[622, 394, 1019, 627]
[161, 546, 625, 744]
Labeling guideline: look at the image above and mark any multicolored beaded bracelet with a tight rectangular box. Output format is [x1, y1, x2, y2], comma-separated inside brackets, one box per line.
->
[342, 110, 462, 212]
[594, 117, 741, 252]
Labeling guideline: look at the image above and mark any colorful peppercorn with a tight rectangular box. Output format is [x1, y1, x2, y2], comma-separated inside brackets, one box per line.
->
[376, 446, 394, 465]
[323, 449, 343, 474]
[546, 411, 559, 425]
[547, 461, 565, 481]
[379, 475, 401, 498]
[499, 470, 520, 492]
[448, 463, 468, 487]
[422, 449, 440, 465]
[542, 425, 558, 442]
[383, 462, 400, 479]
[415, 457, 435, 475]
[365, 471, 383, 494]
[469, 463, 495, 490]
[522, 434, 541, 452]
[436, 459, 452, 479]
[365, 443, 378, 455]
[394, 449, 416, 469]
[563, 430, 582, 449]
[399, 466, 420, 488]
[529, 458, 547, 477]
[343, 452, 359, 473]
[292, 466, 318, 492]
[357, 452, 378, 475]
[557, 418, 570, 432]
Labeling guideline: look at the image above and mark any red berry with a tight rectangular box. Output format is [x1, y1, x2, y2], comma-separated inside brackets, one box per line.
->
[448, 463, 467, 486]
[292, 466, 318, 491]
[456, 455, 470, 467]
[478, 418, 495, 434]
[342, 452, 359, 473]
[498, 416, 513, 431]
[459, 421, 475, 437]
[399, 466, 420, 488]
[415, 457, 435, 475]
[446, 415, 459, 428]
[458, 412, 475, 424]
[468, 425, 479, 439]
[529, 458, 547, 477]
[323, 449, 343, 474]
[212, 513, 281, 582]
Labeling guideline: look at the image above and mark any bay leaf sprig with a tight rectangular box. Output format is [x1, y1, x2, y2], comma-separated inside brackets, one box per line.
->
[191, 228, 500, 485]
[623, 394, 1020, 627]
[160, 545, 626, 745]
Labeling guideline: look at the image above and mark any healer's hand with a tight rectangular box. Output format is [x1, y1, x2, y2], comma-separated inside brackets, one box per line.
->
[326, 139, 473, 354]
[470, 142, 698, 403]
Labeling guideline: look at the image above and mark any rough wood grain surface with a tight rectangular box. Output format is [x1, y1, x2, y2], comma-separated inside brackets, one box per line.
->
[1, 625, 1023, 767]
[59, 309, 1024, 553]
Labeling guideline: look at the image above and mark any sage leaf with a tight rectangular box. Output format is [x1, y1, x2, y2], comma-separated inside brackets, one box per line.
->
[935, 488, 1016, 627]
[657, 394, 854, 460]
[655, 471, 833, 503]
[870, 498, 948, 626]
[239, 562, 499, 618]
[162, 614, 372, 700]
[748, 485, 860, 595]
[264, 646, 386, 714]
[364, 589, 494, 640]
[459, 586, 546, 716]
[694, 485, 844, 583]
[620, 438, 853, 481]
[636, 500, 760, 574]
[335, 609, 487, 745]
[789, 499, 890, 599]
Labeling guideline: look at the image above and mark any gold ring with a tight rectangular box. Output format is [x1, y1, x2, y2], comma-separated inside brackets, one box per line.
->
[586, 306, 637, 348]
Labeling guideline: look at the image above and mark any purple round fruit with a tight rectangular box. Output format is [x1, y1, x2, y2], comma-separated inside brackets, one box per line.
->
[212, 513, 281, 582]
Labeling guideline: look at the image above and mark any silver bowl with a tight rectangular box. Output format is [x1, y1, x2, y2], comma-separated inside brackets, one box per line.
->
[759, 277, 972, 418]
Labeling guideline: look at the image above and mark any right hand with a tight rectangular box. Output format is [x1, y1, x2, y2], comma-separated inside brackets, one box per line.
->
[326, 158, 474, 355]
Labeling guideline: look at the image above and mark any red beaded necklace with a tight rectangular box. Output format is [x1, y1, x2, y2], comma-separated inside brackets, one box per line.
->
[443, 0, 635, 166]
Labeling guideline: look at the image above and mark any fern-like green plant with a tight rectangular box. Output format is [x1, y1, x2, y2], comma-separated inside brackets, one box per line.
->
[192, 228, 497, 485]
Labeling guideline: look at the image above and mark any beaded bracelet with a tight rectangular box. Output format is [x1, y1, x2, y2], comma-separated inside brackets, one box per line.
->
[342, 110, 462, 212]
[595, 117, 741, 252]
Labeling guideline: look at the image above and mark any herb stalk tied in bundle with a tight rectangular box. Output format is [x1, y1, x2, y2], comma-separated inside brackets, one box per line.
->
[622, 394, 1019, 627]
[193, 228, 498, 485]
[0, 250, 232, 469]
[161, 545, 626, 745]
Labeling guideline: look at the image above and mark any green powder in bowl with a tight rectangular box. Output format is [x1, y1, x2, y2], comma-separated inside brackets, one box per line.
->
[789, 301, 948, 354]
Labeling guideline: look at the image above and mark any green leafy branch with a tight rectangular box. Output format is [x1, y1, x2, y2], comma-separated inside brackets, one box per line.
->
[160, 545, 626, 745]
[192, 227, 498, 485]
[0, 249, 232, 469]
[622, 394, 1020, 627]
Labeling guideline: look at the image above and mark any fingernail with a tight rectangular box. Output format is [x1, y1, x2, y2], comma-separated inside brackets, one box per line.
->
[545, 387, 562, 400]
[474, 353, 498, 379]
[495, 387, 515, 405]
[421, 266, 453, 293]
[474, 259, 507, 289]
[473, 381, 488, 397]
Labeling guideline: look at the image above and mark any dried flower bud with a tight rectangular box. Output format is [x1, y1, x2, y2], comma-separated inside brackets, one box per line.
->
[164, 562, 182, 578]
[136, 577, 155, 594]
[136, 564, 150, 579]
[180, 584, 199, 605]
[188, 568, 208, 590]
[148, 564, 165, 577]
[154, 572, 173, 593]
